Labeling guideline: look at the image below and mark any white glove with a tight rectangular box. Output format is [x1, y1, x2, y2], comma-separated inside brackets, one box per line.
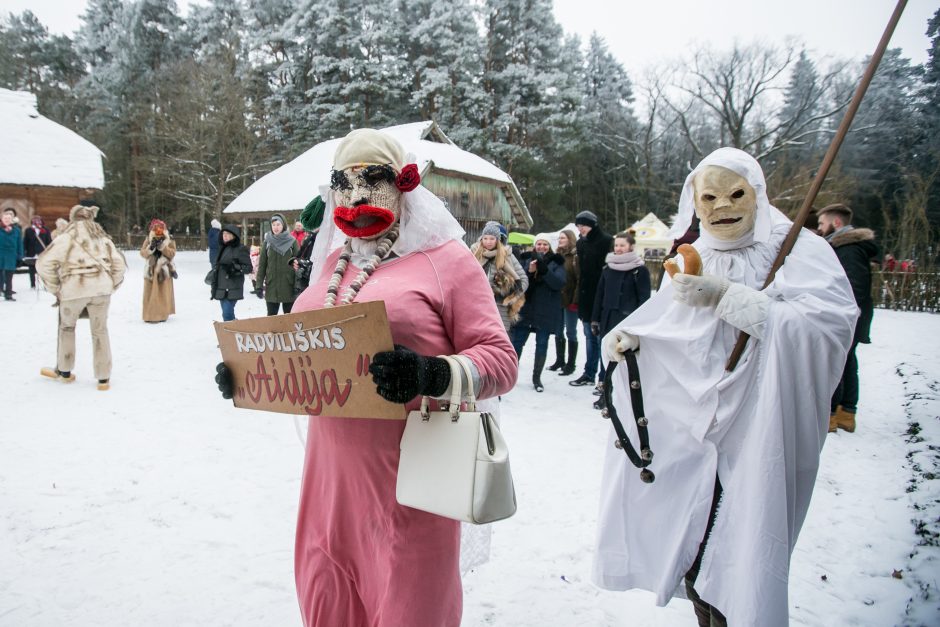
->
[715, 282, 772, 340]
[602, 329, 639, 363]
[672, 273, 729, 308]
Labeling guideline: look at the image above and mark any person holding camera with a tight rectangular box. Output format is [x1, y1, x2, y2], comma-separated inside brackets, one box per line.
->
[510, 234, 567, 392]
[254, 213, 298, 315]
[210, 224, 252, 321]
[290, 195, 325, 297]
[140, 218, 177, 323]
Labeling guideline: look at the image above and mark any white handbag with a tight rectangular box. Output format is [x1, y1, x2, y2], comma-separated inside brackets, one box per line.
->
[396, 355, 517, 524]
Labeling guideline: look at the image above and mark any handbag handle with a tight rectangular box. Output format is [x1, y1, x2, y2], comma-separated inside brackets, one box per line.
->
[420, 355, 464, 421]
[451, 355, 478, 411]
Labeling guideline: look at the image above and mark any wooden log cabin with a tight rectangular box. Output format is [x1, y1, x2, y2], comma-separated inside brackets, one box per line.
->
[0, 88, 104, 230]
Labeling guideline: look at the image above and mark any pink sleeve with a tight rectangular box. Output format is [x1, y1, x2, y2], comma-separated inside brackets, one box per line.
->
[429, 241, 518, 399]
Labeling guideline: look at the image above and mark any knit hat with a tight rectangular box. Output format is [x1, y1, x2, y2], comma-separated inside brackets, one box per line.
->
[497, 223, 508, 244]
[149, 218, 166, 232]
[481, 221, 503, 240]
[270, 213, 287, 229]
[300, 196, 325, 232]
[575, 211, 598, 228]
[333, 128, 406, 173]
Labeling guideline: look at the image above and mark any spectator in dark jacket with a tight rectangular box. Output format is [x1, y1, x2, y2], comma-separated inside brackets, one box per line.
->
[23, 216, 52, 288]
[511, 234, 566, 392]
[207, 219, 221, 264]
[590, 231, 651, 410]
[570, 210, 612, 387]
[548, 229, 580, 375]
[211, 224, 252, 321]
[818, 203, 878, 434]
[255, 213, 299, 315]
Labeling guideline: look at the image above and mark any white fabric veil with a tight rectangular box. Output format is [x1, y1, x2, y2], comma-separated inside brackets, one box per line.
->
[308, 182, 466, 282]
[669, 147, 791, 251]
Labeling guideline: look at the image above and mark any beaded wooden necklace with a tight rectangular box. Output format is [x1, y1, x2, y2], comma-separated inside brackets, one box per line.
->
[324, 224, 401, 308]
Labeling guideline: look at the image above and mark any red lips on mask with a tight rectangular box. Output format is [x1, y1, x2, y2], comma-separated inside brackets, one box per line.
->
[333, 204, 396, 238]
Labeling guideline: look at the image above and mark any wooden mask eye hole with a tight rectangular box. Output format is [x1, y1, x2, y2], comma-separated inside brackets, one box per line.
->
[702, 194, 716, 202]
[731, 189, 745, 199]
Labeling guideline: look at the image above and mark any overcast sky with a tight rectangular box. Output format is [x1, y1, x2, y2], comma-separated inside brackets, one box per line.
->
[3, 0, 936, 74]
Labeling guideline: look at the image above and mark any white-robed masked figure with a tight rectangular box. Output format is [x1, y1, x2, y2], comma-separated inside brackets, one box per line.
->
[593, 147, 858, 626]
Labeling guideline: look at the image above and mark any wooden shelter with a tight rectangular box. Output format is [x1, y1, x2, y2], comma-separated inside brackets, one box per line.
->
[223, 121, 532, 244]
[0, 89, 104, 229]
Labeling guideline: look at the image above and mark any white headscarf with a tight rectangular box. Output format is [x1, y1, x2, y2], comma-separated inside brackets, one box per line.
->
[669, 147, 791, 252]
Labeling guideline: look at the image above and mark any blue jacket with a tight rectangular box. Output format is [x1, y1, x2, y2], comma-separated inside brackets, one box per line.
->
[0, 225, 23, 270]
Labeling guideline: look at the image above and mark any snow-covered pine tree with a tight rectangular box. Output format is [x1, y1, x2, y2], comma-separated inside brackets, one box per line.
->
[399, 0, 486, 148]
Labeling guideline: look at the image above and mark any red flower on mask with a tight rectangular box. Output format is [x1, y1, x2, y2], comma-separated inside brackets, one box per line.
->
[395, 164, 420, 192]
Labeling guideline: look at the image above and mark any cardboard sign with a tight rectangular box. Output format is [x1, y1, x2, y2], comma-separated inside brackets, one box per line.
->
[214, 301, 405, 420]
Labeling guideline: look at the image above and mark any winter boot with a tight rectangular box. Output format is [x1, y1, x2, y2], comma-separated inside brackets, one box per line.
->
[569, 374, 594, 386]
[533, 354, 547, 393]
[40, 367, 75, 383]
[559, 341, 578, 376]
[98, 379, 110, 391]
[834, 406, 856, 432]
[547, 338, 566, 371]
[828, 413, 838, 433]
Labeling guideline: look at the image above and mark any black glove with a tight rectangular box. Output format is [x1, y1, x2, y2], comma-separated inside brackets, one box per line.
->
[590, 322, 600, 336]
[254, 284, 264, 299]
[215, 362, 233, 400]
[368, 344, 451, 404]
[149, 238, 161, 251]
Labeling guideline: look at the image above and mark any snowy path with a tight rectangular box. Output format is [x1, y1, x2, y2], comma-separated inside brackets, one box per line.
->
[1, 251, 937, 626]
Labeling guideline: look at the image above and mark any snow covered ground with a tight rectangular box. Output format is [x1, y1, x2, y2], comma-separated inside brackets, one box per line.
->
[1, 250, 938, 626]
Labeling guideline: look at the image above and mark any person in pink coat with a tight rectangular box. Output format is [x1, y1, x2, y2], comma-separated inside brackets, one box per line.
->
[218, 129, 517, 626]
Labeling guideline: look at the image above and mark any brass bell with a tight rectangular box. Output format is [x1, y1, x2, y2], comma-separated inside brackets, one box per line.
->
[614, 439, 623, 450]
[630, 380, 640, 390]
[637, 416, 648, 427]
[640, 469, 655, 483]
[601, 408, 610, 419]
[640, 447, 653, 462]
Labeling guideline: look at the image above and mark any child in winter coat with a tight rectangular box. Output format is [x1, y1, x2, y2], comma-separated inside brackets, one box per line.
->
[590, 231, 651, 408]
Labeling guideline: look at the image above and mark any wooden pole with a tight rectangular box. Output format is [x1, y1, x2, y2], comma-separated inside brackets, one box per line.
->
[725, 0, 908, 372]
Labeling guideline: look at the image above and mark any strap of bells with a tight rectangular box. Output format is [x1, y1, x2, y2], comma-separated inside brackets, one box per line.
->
[601, 354, 655, 484]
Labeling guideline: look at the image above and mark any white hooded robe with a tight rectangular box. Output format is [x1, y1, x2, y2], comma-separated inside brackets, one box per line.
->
[593, 148, 858, 626]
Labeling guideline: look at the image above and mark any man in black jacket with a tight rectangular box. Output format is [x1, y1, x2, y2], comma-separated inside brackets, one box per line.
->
[818, 203, 878, 433]
[570, 210, 613, 386]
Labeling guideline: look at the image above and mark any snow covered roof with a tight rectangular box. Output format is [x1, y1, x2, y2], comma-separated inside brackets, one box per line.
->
[0, 89, 105, 189]
[630, 212, 671, 240]
[224, 121, 531, 227]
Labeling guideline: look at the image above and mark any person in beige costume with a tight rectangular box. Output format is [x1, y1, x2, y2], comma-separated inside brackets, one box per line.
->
[37, 201, 127, 390]
[140, 218, 177, 322]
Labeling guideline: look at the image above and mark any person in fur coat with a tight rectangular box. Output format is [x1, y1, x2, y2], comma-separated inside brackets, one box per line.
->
[140, 219, 177, 323]
[511, 235, 567, 392]
[37, 201, 127, 390]
[818, 203, 878, 433]
[471, 221, 528, 332]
